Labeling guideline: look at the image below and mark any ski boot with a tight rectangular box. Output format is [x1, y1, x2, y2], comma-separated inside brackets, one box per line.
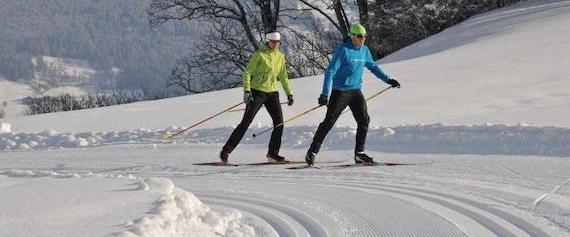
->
[354, 152, 375, 165]
[219, 149, 230, 164]
[266, 154, 289, 163]
[305, 152, 316, 166]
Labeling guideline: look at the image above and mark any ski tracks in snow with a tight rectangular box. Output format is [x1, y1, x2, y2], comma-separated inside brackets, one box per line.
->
[1, 158, 567, 236]
[1, 143, 568, 236]
[177, 174, 556, 237]
[202, 194, 327, 237]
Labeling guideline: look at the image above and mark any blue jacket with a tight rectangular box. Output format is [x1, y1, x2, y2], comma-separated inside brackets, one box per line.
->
[322, 41, 390, 96]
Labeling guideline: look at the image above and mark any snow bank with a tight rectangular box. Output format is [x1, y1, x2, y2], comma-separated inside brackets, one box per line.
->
[0, 122, 10, 133]
[0, 168, 139, 180]
[367, 123, 570, 156]
[0, 169, 80, 178]
[0, 171, 254, 237]
[1, 123, 569, 156]
[117, 177, 254, 237]
[0, 128, 159, 151]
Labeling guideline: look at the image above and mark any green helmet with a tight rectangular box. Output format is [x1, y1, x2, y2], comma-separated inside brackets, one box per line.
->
[350, 24, 366, 35]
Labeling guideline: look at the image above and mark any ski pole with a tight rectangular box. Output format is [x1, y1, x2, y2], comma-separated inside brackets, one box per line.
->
[341, 86, 393, 115]
[163, 101, 245, 141]
[228, 102, 289, 113]
[253, 104, 324, 137]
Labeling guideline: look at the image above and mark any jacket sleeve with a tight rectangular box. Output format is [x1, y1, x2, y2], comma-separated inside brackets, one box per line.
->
[278, 55, 292, 96]
[322, 45, 344, 96]
[365, 47, 390, 83]
[242, 52, 260, 92]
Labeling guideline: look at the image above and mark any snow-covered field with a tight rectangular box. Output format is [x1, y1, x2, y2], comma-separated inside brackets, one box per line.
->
[0, 79, 89, 118]
[0, 80, 34, 118]
[1, 0, 569, 236]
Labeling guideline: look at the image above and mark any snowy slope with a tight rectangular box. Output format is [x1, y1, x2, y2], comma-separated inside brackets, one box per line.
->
[0, 79, 34, 118]
[5, 2, 570, 132]
[0, 78, 89, 118]
[1, 1, 569, 237]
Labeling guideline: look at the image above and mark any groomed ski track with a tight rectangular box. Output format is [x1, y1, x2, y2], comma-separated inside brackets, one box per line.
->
[3, 143, 567, 236]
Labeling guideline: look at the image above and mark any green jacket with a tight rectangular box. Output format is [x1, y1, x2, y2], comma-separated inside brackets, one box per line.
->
[242, 45, 292, 95]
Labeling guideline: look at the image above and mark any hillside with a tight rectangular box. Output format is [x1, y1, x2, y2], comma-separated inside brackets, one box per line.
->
[0, 0, 198, 91]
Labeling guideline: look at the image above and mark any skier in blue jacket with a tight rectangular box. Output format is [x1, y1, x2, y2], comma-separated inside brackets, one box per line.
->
[305, 24, 400, 166]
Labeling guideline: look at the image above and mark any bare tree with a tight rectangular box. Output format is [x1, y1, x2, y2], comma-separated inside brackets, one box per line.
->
[148, 0, 260, 50]
[149, 0, 355, 93]
[167, 58, 200, 93]
[281, 23, 339, 77]
[332, 0, 350, 37]
[149, 0, 296, 93]
[167, 19, 252, 93]
[295, 0, 369, 40]
[258, 0, 280, 32]
[149, 0, 266, 92]
[296, 0, 341, 32]
[355, 0, 368, 27]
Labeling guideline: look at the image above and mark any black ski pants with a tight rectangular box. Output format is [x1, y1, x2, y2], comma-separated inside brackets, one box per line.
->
[223, 89, 284, 156]
[309, 89, 370, 154]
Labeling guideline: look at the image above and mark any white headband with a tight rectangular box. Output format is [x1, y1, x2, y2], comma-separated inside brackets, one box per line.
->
[266, 32, 281, 42]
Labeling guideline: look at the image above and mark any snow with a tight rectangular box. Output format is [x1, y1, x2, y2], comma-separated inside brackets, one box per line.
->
[30, 56, 98, 92]
[0, 173, 151, 237]
[0, 123, 10, 133]
[118, 177, 254, 237]
[35, 56, 97, 80]
[0, 78, 90, 118]
[1, 1, 570, 236]
[40, 86, 89, 97]
[0, 79, 34, 117]
[0, 170, 254, 237]
[1, 123, 569, 156]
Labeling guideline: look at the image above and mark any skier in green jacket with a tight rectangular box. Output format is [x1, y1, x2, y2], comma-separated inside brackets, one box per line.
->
[220, 32, 293, 164]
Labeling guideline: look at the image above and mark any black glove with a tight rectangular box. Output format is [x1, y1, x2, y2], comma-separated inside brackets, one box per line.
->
[318, 94, 328, 106]
[287, 94, 294, 106]
[387, 79, 400, 88]
[244, 91, 253, 105]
